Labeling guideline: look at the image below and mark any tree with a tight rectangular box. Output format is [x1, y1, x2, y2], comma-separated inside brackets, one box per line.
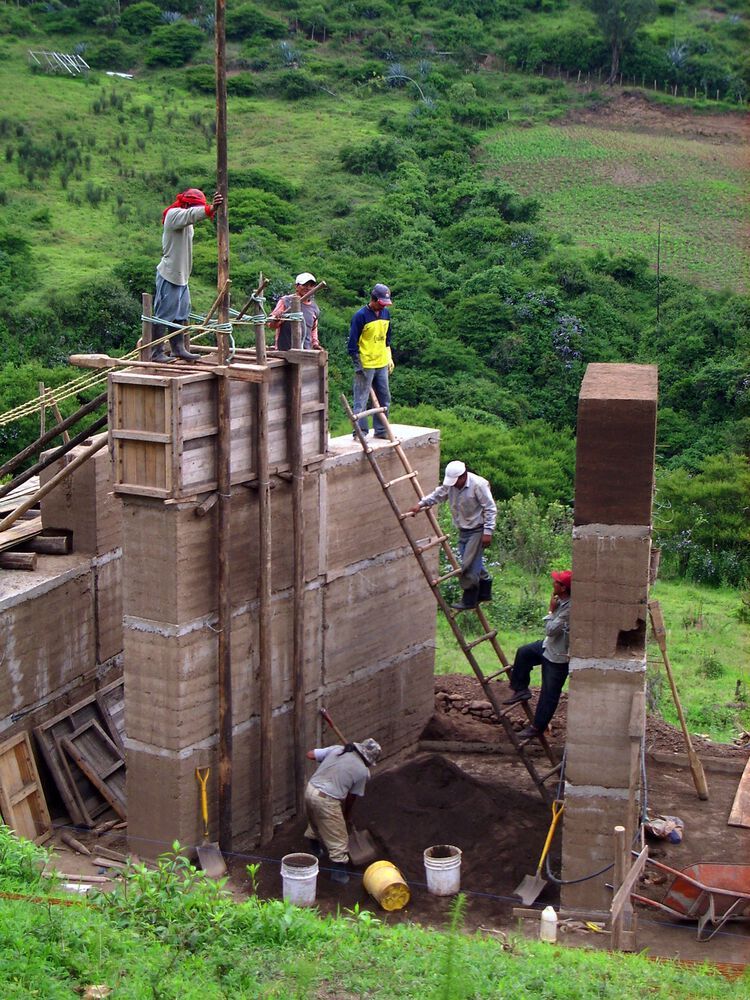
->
[587, 0, 657, 83]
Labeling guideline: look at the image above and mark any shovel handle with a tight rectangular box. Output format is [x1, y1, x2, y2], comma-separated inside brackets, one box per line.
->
[195, 767, 210, 839]
[535, 799, 564, 875]
[320, 707, 347, 745]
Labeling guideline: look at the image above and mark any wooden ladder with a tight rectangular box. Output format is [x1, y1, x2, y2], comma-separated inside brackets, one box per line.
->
[341, 391, 560, 804]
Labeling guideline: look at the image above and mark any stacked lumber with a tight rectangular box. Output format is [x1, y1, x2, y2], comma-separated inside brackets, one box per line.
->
[33, 680, 126, 827]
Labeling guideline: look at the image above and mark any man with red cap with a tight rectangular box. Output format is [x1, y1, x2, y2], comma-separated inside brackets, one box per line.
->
[503, 570, 572, 739]
[151, 187, 223, 362]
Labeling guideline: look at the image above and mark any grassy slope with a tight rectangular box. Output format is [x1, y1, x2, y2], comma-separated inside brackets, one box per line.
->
[435, 568, 750, 742]
[481, 115, 747, 290]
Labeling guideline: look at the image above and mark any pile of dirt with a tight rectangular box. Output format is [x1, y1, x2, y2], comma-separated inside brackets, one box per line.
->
[426, 674, 749, 762]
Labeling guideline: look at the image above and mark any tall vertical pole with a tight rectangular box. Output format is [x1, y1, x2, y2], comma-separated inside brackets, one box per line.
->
[656, 220, 661, 326]
[289, 295, 306, 814]
[254, 275, 274, 844]
[215, 0, 233, 853]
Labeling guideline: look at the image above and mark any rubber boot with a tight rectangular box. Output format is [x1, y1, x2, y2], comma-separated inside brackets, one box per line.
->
[150, 341, 171, 362]
[305, 837, 323, 859]
[329, 861, 350, 884]
[451, 586, 478, 611]
[478, 577, 492, 603]
[170, 332, 201, 362]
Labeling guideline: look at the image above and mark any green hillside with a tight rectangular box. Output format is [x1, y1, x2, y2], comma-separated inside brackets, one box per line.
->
[0, 0, 748, 594]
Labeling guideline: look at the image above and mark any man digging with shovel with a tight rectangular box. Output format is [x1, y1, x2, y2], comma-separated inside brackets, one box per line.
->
[304, 737, 381, 884]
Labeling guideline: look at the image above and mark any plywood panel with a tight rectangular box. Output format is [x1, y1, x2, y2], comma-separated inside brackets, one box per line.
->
[0, 732, 51, 844]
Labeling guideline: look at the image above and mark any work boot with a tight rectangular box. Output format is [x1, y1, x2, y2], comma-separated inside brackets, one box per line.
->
[150, 341, 171, 363]
[329, 862, 350, 884]
[518, 724, 542, 741]
[451, 586, 478, 611]
[170, 332, 201, 362]
[478, 577, 493, 603]
[305, 837, 323, 859]
[503, 688, 532, 706]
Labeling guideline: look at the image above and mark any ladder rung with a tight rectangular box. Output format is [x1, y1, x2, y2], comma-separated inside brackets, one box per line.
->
[432, 568, 462, 585]
[384, 471, 418, 489]
[484, 668, 510, 682]
[353, 405, 388, 420]
[417, 534, 449, 553]
[466, 630, 497, 650]
[539, 762, 562, 784]
[366, 438, 400, 454]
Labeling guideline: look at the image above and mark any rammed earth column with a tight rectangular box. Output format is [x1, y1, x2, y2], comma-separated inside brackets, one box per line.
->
[561, 363, 658, 912]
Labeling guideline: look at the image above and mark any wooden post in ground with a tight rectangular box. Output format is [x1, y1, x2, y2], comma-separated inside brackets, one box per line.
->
[47, 392, 70, 444]
[610, 830, 647, 952]
[141, 292, 154, 362]
[214, 0, 233, 853]
[289, 294, 306, 814]
[252, 276, 274, 844]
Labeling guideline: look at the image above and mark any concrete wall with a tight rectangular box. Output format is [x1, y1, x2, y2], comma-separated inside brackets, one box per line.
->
[561, 364, 657, 912]
[0, 435, 122, 746]
[125, 425, 440, 854]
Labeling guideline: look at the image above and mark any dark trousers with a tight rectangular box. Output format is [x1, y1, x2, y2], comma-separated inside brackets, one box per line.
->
[509, 639, 569, 732]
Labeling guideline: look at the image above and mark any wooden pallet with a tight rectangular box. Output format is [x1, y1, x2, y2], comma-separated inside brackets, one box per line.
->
[0, 732, 52, 844]
[61, 721, 126, 820]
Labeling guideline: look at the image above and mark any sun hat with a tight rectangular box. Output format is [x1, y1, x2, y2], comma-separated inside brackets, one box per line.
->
[443, 461, 466, 486]
[354, 739, 381, 766]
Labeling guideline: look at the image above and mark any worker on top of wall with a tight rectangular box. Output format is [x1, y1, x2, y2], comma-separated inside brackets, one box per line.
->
[267, 272, 322, 351]
[151, 187, 223, 363]
[503, 570, 572, 740]
[348, 283, 393, 439]
[304, 738, 381, 884]
[408, 461, 497, 611]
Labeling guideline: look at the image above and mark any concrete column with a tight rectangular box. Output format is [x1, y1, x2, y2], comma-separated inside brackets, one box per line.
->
[561, 363, 657, 912]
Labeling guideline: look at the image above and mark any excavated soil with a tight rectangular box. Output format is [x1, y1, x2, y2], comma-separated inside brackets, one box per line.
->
[557, 91, 749, 145]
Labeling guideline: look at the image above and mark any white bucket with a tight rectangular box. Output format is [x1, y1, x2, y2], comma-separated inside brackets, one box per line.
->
[423, 844, 462, 896]
[281, 852, 319, 907]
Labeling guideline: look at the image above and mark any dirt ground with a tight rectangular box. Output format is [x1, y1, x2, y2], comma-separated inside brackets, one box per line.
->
[47, 673, 750, 971]
[558, 91, 750, 146]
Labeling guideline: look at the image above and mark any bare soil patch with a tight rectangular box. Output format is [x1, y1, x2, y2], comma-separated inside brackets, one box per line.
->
[558, 91, 749, 145]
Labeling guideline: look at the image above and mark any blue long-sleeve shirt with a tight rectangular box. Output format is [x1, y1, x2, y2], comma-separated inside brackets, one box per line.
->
[348, 304, 391, 369]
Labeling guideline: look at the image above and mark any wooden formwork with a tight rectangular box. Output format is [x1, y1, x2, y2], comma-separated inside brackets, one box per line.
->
[109, 356, 327, 499]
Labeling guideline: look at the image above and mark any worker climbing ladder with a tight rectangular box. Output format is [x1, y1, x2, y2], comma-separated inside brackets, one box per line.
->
[341, 391, 561, 804]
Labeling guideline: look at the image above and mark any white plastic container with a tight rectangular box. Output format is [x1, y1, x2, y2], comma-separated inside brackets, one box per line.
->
[539, 905, 558, 942]
[423, 844, 462, 896]
[280, 852, 319, 907]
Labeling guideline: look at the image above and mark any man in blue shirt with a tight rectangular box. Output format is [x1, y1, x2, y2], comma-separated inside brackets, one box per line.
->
[348, 283, 393, 439]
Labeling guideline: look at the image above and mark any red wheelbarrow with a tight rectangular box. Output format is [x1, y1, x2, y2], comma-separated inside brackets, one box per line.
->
[631, 860, 750, 941]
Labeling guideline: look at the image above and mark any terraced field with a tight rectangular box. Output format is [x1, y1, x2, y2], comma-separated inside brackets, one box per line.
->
[483, 94, 748, 291]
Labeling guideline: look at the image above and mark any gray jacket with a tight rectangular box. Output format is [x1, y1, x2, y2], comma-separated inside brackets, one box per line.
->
[419, 471, 497, 534]
[157, 205, 209, 286]
[542, 597, 570, 663]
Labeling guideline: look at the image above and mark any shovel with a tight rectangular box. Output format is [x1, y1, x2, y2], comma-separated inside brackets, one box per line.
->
[319, 707, 378, 866]
[195, 768, 227, 878]
[514, 800, 564, 906]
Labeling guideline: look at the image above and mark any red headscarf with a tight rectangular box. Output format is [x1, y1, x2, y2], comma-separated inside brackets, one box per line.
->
[162, 188, 211, 224]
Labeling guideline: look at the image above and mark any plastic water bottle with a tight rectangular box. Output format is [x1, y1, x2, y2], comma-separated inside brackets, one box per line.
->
[539, 905, 558, 942]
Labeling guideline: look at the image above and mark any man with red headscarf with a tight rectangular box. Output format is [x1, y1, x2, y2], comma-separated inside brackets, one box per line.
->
[503, 570, 573, 740]
[151, 188, 223, 362]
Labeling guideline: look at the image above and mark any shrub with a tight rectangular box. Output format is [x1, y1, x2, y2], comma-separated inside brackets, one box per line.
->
[494, 493, 572, 572]
[183, 64, 215, 92]
[339, 138, 402, 176]
[269, 69, 319, 99]
[86, 39, 134, 71]
[226, 3, 287, 41]
[145, 22, 204, 67]
[227, 73, 258, 96]
[120, 0, 163, 34]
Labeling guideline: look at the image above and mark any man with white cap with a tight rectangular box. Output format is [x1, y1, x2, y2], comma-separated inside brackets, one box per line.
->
[304, 737, 381, 884]
[348, 283, 393, 439]
[268, 272, 321, 350]
[408, 462, 497, 610]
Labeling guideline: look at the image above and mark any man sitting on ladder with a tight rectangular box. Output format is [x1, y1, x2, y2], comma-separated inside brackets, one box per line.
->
[408, 461, 496, 611]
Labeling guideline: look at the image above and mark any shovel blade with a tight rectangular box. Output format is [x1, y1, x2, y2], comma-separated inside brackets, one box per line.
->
[514, 873, 547, 907]
[197, 840, 227, 878]
[348, 827, 377, 866]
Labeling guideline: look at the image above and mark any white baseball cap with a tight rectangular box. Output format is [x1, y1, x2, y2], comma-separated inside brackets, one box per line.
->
[295, 272, 316, 285]
[443, 461, 466, 486]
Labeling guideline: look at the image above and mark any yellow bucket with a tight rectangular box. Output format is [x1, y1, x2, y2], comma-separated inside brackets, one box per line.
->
[363, 860, 410, 911]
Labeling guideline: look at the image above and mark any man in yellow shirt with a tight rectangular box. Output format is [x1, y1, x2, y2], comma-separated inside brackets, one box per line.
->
[348, 283, 393, 439]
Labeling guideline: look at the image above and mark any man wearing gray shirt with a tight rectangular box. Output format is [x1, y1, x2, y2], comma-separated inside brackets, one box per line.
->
[503, 570, 572, 740]
[304, 738, 381, 883]
[408, 460, 497, 611]
[151, 187, 223, 363]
